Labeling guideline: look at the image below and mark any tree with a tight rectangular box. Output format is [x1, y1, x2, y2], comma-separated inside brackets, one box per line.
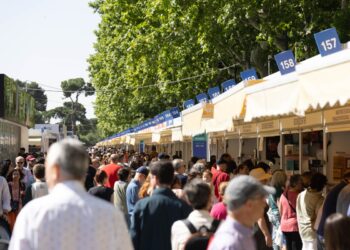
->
[15, 80, 48, 124]
[59, 78, 95, 134]
[77, 118, 103, 146]
[89, 0, 350, 137]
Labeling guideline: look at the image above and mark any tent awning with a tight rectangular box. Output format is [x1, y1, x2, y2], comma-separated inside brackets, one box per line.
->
[244, 47, 350, 122]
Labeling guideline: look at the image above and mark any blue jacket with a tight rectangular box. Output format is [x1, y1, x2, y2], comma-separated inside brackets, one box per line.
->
[130, 187, 192, 250]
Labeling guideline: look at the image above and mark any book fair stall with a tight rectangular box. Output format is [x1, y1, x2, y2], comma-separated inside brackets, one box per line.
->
[97, 28, 350, 183]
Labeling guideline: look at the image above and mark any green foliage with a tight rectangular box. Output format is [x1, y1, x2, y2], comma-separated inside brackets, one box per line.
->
[77, 118, 103, 146]
[89, 0, 350, 137]
[14, 79, 48, 124]
[46, 78, 94, 134]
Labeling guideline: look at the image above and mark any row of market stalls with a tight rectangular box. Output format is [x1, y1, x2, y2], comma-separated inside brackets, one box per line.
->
[97, 29, 350, 182]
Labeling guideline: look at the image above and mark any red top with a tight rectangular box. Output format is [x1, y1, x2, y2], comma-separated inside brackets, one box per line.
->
[210, 202, 227, 220]
[101, 163, 123, 188]
[212, 170, 230, 200]
[280, 190, 300, 232]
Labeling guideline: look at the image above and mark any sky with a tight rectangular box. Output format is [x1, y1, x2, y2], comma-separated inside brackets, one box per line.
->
[0, 0, 100, 119]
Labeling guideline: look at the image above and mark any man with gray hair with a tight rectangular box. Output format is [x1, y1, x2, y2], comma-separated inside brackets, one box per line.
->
[173, 159, 187, 188]
[9, 139, 132, 250]
[208, 175, 275, 250]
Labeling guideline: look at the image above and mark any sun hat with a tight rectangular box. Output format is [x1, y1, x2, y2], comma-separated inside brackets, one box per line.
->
[249, 167, 272, 181]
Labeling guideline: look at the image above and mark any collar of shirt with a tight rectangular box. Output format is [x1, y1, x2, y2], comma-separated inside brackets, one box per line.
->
[227, 216, 254, 236]
[152, 187, 177, 198]
[130, 179, 140, 187]
[188, 209, 212, 221]
[50, 180, 85, 195]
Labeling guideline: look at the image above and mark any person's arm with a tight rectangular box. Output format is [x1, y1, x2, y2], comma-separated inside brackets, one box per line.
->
[2, 179, 11, 213]
[130, 204, 141, 250]
[110, 192, 114, 203]
[257, 216, 272, 247]
[23, 185, 33, 207]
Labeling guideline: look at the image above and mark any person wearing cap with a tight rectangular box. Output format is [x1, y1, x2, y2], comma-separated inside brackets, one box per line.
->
[208, 175, 275, 250]
[126, 166, 149, 220]
[250, 167, 273, 250]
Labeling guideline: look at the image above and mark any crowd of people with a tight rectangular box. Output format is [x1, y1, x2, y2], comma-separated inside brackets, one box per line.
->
[1, 139, 350, 250]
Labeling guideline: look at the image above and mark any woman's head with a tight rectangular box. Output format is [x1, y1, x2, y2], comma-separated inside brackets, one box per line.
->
[289, 174, 303, 192]
[0, 160, 11, 177]
[7, 168, 24, 182]
[325, 213, 350, 250]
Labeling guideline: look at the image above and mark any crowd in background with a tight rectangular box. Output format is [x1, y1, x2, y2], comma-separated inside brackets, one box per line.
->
[1, 142, 350, 250]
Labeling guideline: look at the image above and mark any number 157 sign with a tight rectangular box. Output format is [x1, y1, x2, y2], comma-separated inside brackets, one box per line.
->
[314, 28, 342, 57]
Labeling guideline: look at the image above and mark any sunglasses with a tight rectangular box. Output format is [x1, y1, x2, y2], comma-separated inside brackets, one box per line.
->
[17, 162, 24, 164]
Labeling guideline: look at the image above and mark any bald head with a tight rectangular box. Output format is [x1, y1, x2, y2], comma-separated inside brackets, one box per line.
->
[46, 139, 89, 182]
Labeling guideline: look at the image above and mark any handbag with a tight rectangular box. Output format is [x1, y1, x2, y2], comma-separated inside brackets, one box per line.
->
[10, 182, 22, 212]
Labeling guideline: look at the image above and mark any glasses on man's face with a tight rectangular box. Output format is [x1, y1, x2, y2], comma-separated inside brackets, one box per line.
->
[16, 162, 24, 164]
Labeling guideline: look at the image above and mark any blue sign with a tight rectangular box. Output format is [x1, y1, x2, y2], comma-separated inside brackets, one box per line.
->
[192, 133, 207, 159]
[208, 86, 221, 99]
[163, 110, 173, 121]
[184, 99, 195, 109]
[274, 50, 296, 75]
[196, 93, 208, 103]
[314, 28, 342, 57]
[166, 119, 174, 127]
[221, 79, 236, 92]
[170, 107, 180, 118]
[240, 68, 258, 81]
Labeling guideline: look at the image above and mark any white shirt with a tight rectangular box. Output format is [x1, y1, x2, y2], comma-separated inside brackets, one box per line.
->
[9, 180, 133, 250]
[0, 176, 11, 214]
[171, 210, 214, 250]
[31, 181, 48, 199]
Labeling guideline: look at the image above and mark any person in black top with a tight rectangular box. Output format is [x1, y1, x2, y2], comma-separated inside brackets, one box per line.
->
[84, 158, 97, 191]
[88, 169, 114, 202]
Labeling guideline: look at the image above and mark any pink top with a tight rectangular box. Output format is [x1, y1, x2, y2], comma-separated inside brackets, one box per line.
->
[210, 202, 227, 220]
[280, 190, 299, 232]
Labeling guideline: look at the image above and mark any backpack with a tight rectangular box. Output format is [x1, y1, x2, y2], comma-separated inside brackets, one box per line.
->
[183, 219, 221, 250]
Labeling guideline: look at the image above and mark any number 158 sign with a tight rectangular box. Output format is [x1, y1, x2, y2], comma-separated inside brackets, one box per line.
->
[274, 50, 296, 75]
[314, 28, 342, 57]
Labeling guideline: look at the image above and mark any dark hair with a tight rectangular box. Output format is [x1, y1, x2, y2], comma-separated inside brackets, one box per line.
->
[95, 169, 107, 185]
[36, 157, 45, 164]
[184, 179, 211, 210]
[310, 173, 327, 192]
[117, 168, 130, 182]
[171, 176, 182, 189]
[325, 213, 350, 250]
[243, 159, 255, 171]
[190, 157, 199, 164]
[217, 158, 228, 166]
[7, 169, 24, 182]
[210, 155, 216, 165]
[236, 163, 248, 172]
[150, 160, 174, 185]
[0, 160, 11, 177]
[219, 153, 231, 160]
[289, 174, 302, 188]
[33, 164, 45, 179]
[257, 162, 270, 173]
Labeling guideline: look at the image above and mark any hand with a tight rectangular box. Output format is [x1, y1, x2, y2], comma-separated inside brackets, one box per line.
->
[265, 235, 272, 247]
